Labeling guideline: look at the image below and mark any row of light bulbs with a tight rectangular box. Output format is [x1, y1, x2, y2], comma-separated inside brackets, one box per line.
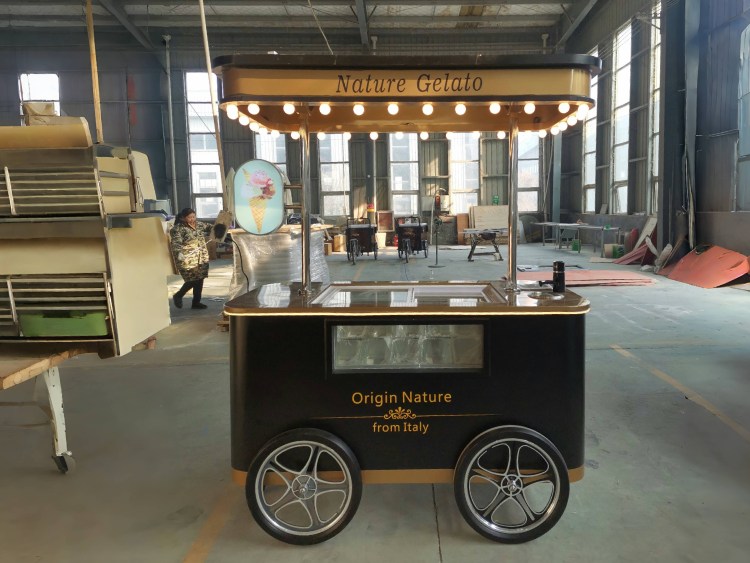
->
[225, 101, 590, 120]
[225, 101, 587, 141]
[247, 127, 576, 142]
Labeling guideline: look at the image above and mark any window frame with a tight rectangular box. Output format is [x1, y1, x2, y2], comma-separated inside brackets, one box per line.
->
[517, 131, 541, 213]
[582, 49, 599, 213]
[185, 71, 222, 219]
[18, 72, 60, 117]
[389, 132, 420, 216]
[611, 24, 633, 214]
[449, 132, 480, 214]
[318, 133, 351, 218]
[648, 2, 662, 214]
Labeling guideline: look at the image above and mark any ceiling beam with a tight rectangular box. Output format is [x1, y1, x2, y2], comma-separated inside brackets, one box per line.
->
[0, 14, 559, 28]
[354, 0, 370, 49]
[97, 0, 155, 51]
[556, 0, 599, 48]
[0, 1, 569, 5]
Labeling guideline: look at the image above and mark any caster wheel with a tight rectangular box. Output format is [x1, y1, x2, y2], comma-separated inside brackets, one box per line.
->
[247, 428, 362, 545]
[454, 425, 569, 543]
[52, 452, 76, 474]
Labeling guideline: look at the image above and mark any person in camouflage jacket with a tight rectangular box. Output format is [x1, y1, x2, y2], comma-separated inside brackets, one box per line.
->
[170, 207, 213, 309]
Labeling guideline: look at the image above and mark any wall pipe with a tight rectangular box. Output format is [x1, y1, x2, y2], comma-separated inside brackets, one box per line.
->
[85, 0, 103, 143]
[163, 35, 178, 212]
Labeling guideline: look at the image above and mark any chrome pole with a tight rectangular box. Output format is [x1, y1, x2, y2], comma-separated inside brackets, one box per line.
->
[163, 35, 178, 212]
[506, 117, 519, 292]
[300, 116, 312, 294]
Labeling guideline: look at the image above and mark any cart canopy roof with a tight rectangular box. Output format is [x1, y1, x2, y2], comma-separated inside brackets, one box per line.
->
[213, 54, 601, 134]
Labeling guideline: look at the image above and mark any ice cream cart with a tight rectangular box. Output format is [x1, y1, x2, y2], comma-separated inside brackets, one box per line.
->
[345, 218, 378, 264]
[396, 216, 429, 261]
[215, 53, 599, 545]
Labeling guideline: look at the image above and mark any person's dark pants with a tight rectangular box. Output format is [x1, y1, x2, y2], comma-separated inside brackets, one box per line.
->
[174, 278, 204, 306]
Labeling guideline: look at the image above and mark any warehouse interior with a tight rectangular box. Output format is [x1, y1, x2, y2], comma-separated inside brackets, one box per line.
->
[0, 1, 749, 562]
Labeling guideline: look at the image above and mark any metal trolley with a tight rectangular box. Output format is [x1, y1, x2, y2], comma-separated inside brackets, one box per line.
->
[345, 218, 378, 264]
[396, 216, 428, 262]
[225, 281, 588, 546]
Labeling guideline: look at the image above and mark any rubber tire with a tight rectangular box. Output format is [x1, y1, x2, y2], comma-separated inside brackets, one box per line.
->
[454, 425, 569, 544]
[246, 428, 362, 545]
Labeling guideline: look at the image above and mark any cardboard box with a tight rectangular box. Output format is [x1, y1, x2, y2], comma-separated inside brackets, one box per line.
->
[332, 234, 346, 252]
[324, 242, 333, 255]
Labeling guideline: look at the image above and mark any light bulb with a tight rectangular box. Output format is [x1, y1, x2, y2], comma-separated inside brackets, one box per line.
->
[259, 127, 268, 135]
[319, 103, 331, 115]
[558, 102, 570, 113]
[419, 131, 429, 140]
[226, 105, 239, 120]
[270, 130, 280, 138]
[455, 103, 466, 116]
[538, 130, 548, 138]
[238, 115, 250, 126]
[290, 131, 300, 140]
[551, 126, 560, 136]
[489, 102, 501, 115]
[566, 115, 578, 126]
[353, 104, 365, 116]
[343, 132, 352, 141]
[523, 102, 536, 115]
[283, 103, 295, 115]
[248, 103, 260, 115]
[559, 122, 568, 131]
[317, 132, 327, 140]
[576, 104, 589, 119]
[387, 103, 399, 115]
[445, 131, 454, 140]
[496, 131, 506, 139]
[395, 131, 404, 140]
[249, 122, 260, 132]
[369, 132, 379, 140]
[422, 103, 434, 116]
[472, 131, 481, 139]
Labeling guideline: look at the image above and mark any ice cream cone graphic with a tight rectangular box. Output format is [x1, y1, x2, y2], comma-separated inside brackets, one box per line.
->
[250, 195, 267, 232]
[241, 166, 277, 233]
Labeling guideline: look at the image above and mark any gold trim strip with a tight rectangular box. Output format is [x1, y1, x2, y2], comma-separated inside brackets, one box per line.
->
[225, 308, 590, 318]
[233, 466, 585, 486]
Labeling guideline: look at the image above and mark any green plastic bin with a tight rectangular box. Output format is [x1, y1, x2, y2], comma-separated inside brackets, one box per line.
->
[19, 311, 109, 337]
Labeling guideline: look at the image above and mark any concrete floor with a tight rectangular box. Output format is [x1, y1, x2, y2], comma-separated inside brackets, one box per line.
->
[1, 242, 748, 563]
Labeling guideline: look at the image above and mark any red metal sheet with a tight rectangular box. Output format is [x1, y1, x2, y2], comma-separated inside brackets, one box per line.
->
[667, 244, 750, 288]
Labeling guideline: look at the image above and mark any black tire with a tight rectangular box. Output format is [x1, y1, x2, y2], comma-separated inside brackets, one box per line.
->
[454, 425, 569, 544]
[246, 428, 362, 545]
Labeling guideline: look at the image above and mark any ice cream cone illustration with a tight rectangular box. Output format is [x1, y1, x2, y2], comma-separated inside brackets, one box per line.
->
[250, 195, 267, 231]
[242, 167, 276, 232]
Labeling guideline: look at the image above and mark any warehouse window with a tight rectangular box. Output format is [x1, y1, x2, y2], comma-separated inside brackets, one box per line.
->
[582, 49, 599, 213]
[186, 72, 222, 219]
[319, 133, 350, 217]
[649, 2, 662, 214]
[389, 133, 419, 215]
[450, 132, 480, 213]
[18, 73, 60, 116]
[255, 132, 287, 175]
[611, 25, 632, 214]
[517, 132, 540, 212]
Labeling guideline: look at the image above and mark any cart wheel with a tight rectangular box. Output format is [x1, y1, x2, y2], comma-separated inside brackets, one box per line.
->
[424, 242, 429, 258]
[247, 428, 362, 545]
[52, 452, 76, 474]
[454, 425, 569, 544]
[374, 243, 378, 260]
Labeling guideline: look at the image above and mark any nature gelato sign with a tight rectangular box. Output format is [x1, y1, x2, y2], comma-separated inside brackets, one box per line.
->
[233, 159, 285, 235]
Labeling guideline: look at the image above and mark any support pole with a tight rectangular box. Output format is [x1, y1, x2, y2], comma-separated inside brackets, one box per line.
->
[300, 117, 312, 294]
[197, 0, 227, 211]
[506, 117, 519, 292]
[85, 0, 103, 143]
[163, 35, 178, 213]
